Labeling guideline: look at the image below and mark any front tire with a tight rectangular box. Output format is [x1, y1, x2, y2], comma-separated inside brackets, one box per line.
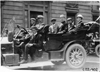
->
[95, 44, 100, 57]
[65, 44, 86, 68]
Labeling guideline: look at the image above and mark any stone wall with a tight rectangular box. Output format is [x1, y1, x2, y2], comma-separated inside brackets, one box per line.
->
[50, 2, 66, 23]
[50, 1, 93, 24]
[1, 1, 24, 30]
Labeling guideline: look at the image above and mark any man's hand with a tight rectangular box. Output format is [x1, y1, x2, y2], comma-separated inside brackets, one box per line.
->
[58, 31, 64, 34]
[69, 29, 75, 33]
[28, 43, 33, 47]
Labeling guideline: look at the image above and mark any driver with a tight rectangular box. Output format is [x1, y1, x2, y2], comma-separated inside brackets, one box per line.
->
[20, 15, 45, 63]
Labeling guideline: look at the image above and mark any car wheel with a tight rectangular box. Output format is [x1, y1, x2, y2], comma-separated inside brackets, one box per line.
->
[95, 44, 100, 57]
[65, 44, 86, 68]
[51, 61, 64, 65]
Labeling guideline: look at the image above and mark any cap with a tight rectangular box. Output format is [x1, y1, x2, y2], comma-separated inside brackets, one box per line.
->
[77, 14, 84, 19]
[31, 18, 36, 21]
[37, 15, 44, 19]
[60, 14, 65, 18]
[51, 18, 56, 21]
[67, 18, 72, 21]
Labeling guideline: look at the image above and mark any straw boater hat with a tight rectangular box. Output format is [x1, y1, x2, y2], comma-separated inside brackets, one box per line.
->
[37, 15, 44, 19]
[77, 14, 84, 19]
[67, 18, 72, 21]
[60, 14, 65, 18]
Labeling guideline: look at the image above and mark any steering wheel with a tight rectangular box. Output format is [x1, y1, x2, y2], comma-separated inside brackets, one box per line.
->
[17, 25, 29, 34]
[14, 25, 29, 40]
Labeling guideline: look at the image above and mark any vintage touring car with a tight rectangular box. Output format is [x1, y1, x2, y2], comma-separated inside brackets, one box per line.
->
[1, 21, 100, 68]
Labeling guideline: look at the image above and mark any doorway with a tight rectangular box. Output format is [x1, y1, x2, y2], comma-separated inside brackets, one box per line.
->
[30, 11, 43, 19]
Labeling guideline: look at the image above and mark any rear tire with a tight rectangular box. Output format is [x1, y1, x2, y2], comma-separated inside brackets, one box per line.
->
[65, 44, 86, 68]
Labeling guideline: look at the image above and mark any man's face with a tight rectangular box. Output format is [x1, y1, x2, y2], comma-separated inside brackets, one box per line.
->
[38, 18, 43, 23]
[68, 20, 72, 24]
[77, 17, 82, 23]
[31, 19, 35, 25]
[51, 20, 56, 24]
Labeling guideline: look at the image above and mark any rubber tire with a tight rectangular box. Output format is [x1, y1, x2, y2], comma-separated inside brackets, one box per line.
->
[95, 44, 100, 57]
[52, 61, 64, 65]
[65, 44, 86, 69]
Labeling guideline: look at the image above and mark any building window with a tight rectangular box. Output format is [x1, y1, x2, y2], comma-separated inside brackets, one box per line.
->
[92, 5, 99, 12]
[92, 4, 99, 23]
[93, 15, 99, 23]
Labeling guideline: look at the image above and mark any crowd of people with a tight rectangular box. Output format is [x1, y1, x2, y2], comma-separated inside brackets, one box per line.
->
[29, 14, 84, 34]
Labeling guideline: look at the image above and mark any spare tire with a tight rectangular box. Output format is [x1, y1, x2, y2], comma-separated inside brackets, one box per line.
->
[8, 31, 14, 42]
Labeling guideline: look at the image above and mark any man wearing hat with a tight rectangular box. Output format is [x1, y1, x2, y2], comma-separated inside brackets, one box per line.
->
[49, 18, 58, 34]
[67, 18, 75, 32]
[76, 14, 84, 26]
[69, 14, 85, 33]
[30, 18, 36, 27]
[29, 18, 37, 35]
[58, 14, 68, 33]
[35, 15, 45, 30]
[59, 14, 66, 28]
[60, 14, 66, 23]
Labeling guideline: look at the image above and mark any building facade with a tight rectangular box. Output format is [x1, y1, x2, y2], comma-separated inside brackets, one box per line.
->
[1, 1, 99, 31]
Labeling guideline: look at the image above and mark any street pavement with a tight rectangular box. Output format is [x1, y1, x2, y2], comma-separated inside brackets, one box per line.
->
[5, 54, 100, 71]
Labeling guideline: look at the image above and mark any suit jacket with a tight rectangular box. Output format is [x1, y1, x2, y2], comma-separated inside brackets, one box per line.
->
[49, 23, 59, 34]
[60, 22, 75, 33]
[73, 21, 84, 32]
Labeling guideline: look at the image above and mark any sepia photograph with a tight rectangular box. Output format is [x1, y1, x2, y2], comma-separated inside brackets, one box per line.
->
[0, 0, 100, 71]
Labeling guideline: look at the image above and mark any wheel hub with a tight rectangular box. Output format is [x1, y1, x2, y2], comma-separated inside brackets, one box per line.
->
[75, 54, 79, 59]
[69, 48, 83, 66]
